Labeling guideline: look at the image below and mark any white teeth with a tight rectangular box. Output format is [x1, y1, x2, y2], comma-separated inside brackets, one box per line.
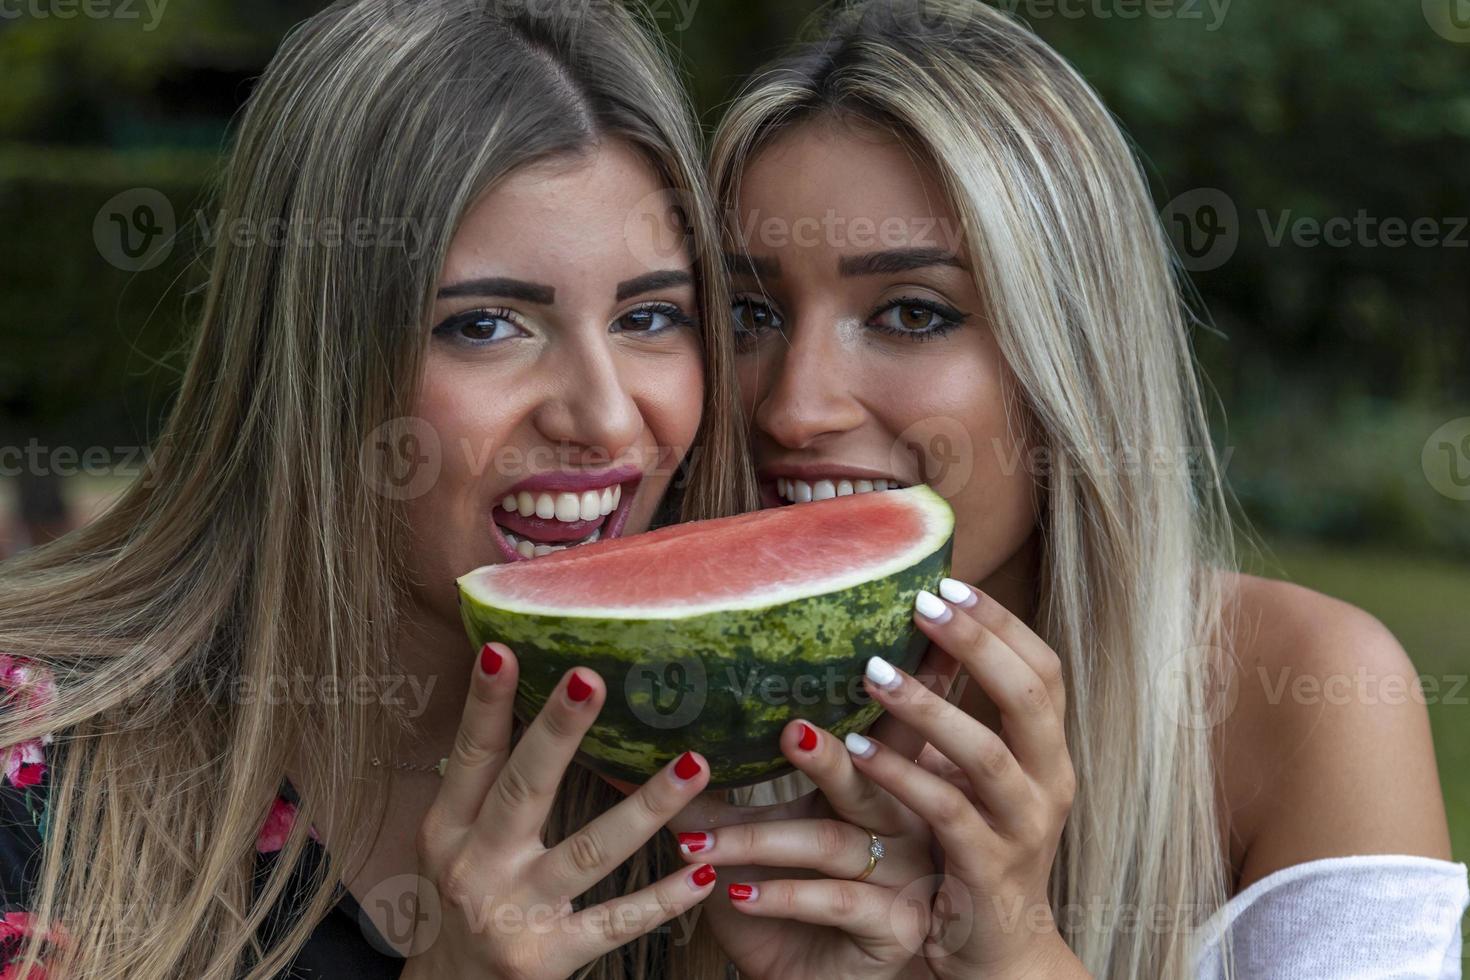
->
[503, 524, 604, 559]
[775, 476, 907, 504]
[533, 493, 554, 519]
[502, 495, 517, 513]
[579, 490, 600, 522]
[600, 487, 614, 516]
[553, 493, 578, 522]
[612, 484, 622, 509]
[502, 482, 624, 528]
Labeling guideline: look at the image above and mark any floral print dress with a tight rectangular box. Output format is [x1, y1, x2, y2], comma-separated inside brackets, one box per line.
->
[0, 655, 406, 978]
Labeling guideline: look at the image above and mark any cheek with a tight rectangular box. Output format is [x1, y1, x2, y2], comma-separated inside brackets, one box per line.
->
[873, 344, 1038, 580]
[638, 352, 705, 454]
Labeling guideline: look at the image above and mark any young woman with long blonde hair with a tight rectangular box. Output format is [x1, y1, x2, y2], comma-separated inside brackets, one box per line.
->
[0, 0, 756, 976]
[666, 1, 1469, 978]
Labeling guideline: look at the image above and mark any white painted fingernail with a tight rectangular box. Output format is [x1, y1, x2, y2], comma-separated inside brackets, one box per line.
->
[939, 578, 977, 607]
[845, 732, 876, 758]
[915, 590, 952, 623]
[865, 656, 902, 691]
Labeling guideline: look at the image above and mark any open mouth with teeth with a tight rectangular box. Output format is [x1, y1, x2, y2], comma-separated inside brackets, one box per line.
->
[772, 477, 910, 505]
[491, 480, 637, 561]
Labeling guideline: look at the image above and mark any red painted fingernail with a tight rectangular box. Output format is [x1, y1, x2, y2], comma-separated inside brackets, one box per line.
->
[677, 832, 710, 854]
[797, 723, 818, 752]
[691, 864, 716, 887]
[567, 671, 593, 702]
[479, 643, 504, 675]
[673, 751, 701, 781]
[728, 883, 756, 901]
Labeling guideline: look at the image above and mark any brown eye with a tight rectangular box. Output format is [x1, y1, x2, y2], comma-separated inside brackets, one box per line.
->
[898, 304, 937, 331]
[432, 308, 525, 346]
[866, 297, 967, 340]
[732, 298, 782, 333]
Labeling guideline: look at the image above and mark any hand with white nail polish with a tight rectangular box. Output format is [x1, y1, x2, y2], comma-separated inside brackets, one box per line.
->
[401, 643, 718, 980]
[664, 697, 949, 980]
[845, 580, 1081, 980]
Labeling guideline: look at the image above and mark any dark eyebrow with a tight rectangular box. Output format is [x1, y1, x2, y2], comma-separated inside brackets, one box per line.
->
[616, 269, 694, 302]
[724, 252, 780, 279]
[838, 248, 966, 277]
[437, 277, 555, 304]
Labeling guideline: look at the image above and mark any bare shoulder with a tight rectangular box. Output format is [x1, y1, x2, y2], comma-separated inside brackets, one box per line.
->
[1213, 570, 1453, 895]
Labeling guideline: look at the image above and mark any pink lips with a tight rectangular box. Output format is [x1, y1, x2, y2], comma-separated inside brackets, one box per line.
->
[504, 464, 644, 495]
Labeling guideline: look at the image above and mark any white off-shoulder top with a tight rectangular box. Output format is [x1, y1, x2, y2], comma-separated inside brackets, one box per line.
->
[1193, 854, 1470, 979]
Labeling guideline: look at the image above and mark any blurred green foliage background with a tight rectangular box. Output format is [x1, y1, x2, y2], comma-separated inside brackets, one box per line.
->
[0, 0, 1467, 865]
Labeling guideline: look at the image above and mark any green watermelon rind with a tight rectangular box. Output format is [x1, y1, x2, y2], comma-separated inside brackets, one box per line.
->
[456, 487, 955, 789]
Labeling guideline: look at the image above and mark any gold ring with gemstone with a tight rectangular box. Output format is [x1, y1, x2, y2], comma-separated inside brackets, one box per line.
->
[852, 828, 885, 882]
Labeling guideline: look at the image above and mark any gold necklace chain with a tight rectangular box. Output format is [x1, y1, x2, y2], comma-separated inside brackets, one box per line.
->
[369, 756, 448, 776]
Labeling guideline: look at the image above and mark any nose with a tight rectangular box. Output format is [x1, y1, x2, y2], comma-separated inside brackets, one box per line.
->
[751, 318, 865, 450]
[532, 336, 644, 464]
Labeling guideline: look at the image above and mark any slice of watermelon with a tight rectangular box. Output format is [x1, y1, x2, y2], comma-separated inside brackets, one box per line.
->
[456, 484, 954, 789]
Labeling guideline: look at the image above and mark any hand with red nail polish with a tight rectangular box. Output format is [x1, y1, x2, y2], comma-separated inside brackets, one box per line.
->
[402, 647, 717, 980]
[662, 715, 942, 980]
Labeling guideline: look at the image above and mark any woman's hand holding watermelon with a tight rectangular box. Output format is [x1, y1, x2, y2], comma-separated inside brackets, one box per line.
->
[401, 643, 718, 980]
[666, 709, 946, 980]
[850, 579, 1085, 980]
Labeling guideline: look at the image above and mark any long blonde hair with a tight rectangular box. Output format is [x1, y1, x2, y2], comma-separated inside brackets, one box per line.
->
[0, 0, 752, 976]
[711, 2, 1238, 976]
